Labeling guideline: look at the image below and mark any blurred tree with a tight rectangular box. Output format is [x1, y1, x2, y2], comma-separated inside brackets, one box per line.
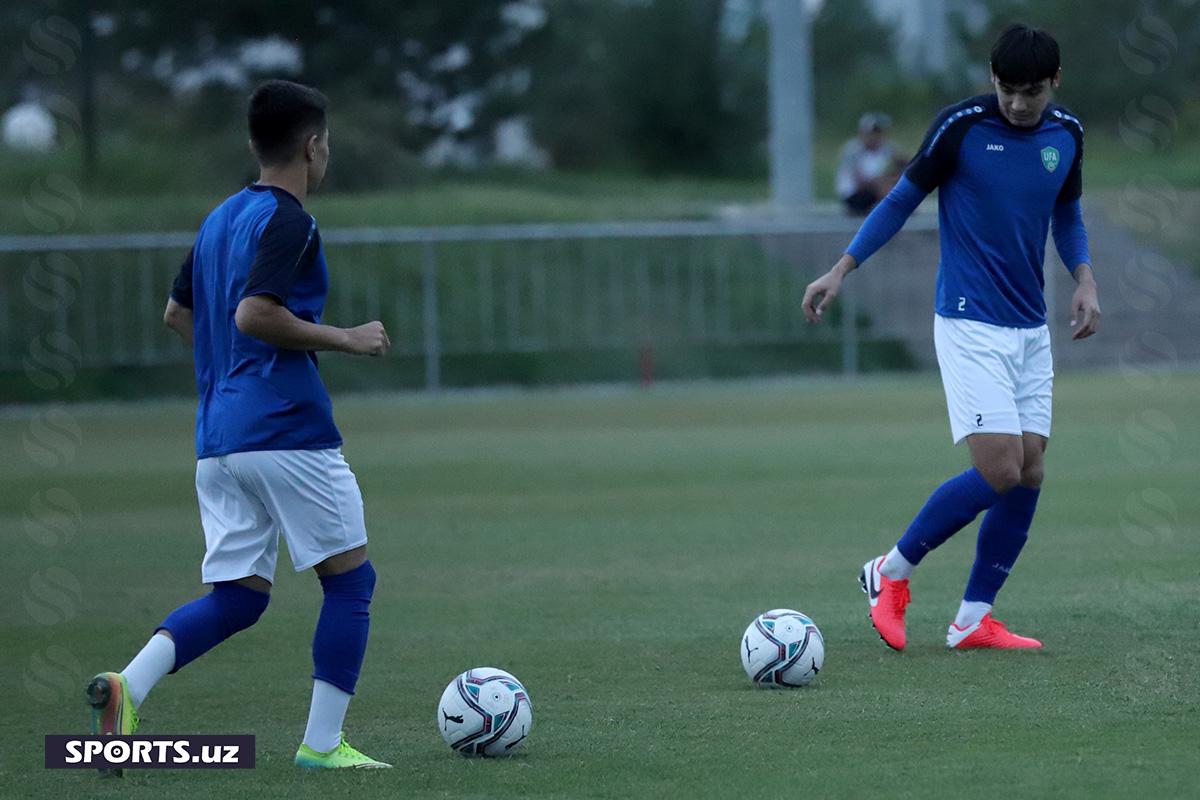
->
[5, 1, 546, 187]
[962, 0, 1200, 128]
[11, 0, 1194, 190]
[527, 0, 768, 174]
[811, 0, 901, 129]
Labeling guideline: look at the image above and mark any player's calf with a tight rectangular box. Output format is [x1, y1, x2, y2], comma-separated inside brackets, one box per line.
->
[299, 559, 379, 762]
[158, 581, 271, 671]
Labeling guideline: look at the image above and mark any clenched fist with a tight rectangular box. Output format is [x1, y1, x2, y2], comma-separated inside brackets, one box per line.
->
[342, 321, 391, 356]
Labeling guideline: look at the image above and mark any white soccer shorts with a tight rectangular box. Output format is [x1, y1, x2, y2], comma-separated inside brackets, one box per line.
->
[933, 314, 1053, 445]
[195, 448, 368, 583]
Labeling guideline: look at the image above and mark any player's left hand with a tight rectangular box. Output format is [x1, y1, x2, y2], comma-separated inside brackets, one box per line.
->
[802, 256, 856, 323]
[1069, 274, 1101, 340]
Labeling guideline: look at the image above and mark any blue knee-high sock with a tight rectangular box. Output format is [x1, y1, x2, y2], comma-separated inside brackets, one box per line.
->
[896, 468, 1001, 565]
[964, 486, 1040, 603]
[158, 582, 270, 672]
[312, 561, 376, 695]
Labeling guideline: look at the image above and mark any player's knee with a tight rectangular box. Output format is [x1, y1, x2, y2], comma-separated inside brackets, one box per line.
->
[212, 581, 270, 634]
[320, 559, 376, 602]
[1020, 462, 1045, 489]
[979, 461, 1022, 494]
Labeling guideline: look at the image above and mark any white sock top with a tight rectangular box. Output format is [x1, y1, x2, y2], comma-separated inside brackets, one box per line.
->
[954, 600, 992, 630]
[303, 679, 353, 753]
[121, 632, 176, 709]
[879, 546, 915, 580]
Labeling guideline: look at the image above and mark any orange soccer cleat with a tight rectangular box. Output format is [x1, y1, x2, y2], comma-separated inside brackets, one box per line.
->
[859, 557, 911, 651]
[947, 613, 1042, 649]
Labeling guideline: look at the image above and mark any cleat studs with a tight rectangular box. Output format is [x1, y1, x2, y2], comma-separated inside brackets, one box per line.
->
[85, 677, 112, 710]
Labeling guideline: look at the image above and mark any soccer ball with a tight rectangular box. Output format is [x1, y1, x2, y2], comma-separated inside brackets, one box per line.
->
[740, 609, 824, 688]
[437, 667, 533, 757]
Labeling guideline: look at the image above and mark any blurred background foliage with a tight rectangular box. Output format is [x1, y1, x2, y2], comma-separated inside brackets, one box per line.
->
[0, 0, 1197, 204]
[1, 1, 1197, 395]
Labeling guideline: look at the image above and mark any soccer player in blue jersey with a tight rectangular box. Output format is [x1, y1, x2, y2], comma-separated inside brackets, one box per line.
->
[86, 80, 393, 770]
[802, 25, 1101, 650]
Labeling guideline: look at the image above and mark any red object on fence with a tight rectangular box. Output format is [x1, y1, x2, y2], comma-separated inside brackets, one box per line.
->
[639, 344, 655, 388]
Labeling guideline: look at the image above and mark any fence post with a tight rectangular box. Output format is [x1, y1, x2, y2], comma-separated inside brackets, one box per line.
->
[421, 241, 441, 391]
[841, 281, 859, 376]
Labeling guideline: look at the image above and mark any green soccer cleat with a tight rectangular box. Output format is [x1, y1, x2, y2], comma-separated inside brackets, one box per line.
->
[86, 672, 140, 778]
[294, 733, 392, 770]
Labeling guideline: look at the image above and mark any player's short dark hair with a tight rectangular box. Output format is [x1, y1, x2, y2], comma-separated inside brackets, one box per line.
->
[247, 80, 328, 166]
[990, 24, 1060, 86]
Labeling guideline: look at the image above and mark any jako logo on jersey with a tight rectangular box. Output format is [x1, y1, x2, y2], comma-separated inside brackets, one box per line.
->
[1041, 146, 1060, 172]
[986, 143, 1004, 151]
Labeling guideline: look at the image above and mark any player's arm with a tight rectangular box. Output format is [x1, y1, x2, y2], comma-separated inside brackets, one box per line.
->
[1051, 200, 1099, 339]
[235, 209, 390, 356]
[163, 298, 193, 345]
[235, 296, 389, 355]
[1068, 263, 1099, 340]
[802, 177, 928, 322]
[1052, 126, 1100, 340]
[164, 246, 194, 345]
[803, 106, 961, 323]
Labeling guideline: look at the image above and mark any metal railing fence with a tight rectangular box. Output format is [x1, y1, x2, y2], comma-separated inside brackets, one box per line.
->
[0, 217, 942, 389]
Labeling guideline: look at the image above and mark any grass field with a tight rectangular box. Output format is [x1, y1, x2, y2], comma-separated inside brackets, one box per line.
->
[3, 372, 1198, 798]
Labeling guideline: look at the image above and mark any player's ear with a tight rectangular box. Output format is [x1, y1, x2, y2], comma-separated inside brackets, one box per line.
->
[1051, 67, 1062, 89]
[304, 133, 318, 163]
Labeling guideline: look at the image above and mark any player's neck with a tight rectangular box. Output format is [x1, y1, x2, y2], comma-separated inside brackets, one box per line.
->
[256, 167, 308, 204]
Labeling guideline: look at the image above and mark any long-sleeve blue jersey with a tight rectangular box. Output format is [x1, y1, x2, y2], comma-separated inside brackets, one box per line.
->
[847, 93, 1091, 328]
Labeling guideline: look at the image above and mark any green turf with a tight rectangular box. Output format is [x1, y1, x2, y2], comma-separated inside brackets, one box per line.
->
[2, 372, 1198, 798]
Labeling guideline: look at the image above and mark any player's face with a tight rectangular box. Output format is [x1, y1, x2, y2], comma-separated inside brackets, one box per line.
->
[992, 71, 1060, 127]
[306, 128, 330, 191]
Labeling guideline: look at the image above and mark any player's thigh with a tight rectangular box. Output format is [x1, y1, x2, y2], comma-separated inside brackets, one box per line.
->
[228, 449, 368, 573]
[1014, 325, 1053, 439]
[933, 316, 1022, 444]
[195, 457, 280, 584]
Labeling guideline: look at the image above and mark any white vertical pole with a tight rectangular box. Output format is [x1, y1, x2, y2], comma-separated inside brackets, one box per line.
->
[922, 0, 949, 75]
[768, 0, 815, 212]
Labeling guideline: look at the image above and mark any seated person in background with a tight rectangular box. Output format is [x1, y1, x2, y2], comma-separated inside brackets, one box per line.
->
[836, 112, 906, 216]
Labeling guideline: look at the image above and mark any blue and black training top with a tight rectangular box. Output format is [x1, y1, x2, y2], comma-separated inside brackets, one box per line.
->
[170, 184, 342, 460]
[847, 92, 1091, 329]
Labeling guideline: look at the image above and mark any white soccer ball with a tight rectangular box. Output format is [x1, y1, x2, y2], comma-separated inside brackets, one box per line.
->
[437, 667, 533, 757]
[740, 609, 825, 687]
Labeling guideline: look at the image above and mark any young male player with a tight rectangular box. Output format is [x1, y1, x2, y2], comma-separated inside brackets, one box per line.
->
[86, 80, 393, 770]
[802, 25, 1101, 650]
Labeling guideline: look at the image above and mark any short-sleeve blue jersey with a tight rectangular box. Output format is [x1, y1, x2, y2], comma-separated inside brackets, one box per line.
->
[170, 184, 342, 459]
[847, 93, 1088, 328]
